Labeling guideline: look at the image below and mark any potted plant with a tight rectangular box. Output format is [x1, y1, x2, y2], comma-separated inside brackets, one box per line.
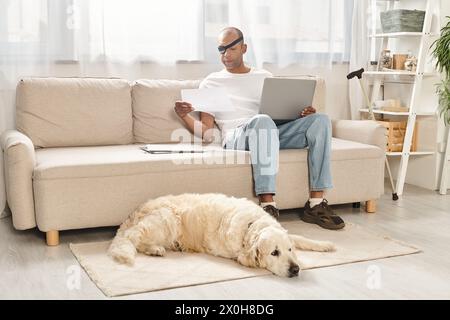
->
[431, 16, 450, 125]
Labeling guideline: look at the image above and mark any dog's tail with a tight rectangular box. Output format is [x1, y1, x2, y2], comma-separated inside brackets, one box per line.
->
[289, 234, 336, 252]
[107, 232, 137, 265]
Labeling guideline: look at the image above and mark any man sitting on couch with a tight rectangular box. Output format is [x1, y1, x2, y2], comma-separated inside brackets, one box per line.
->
[174, 27, 345, 230]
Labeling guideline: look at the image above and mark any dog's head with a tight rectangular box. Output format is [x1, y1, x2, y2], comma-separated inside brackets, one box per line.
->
[240, 226, 300, 277]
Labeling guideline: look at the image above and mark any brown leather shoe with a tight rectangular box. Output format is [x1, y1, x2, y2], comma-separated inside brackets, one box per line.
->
[262, 204, 280, 219]
[301, 199, 345, 230]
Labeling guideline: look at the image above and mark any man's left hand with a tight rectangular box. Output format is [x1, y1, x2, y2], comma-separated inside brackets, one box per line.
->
[299, 106, 316, 118]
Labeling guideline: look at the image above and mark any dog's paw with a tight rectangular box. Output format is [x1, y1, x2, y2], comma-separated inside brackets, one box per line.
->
[144, 245, 166, 257]
[108, 236, 137, 266]
[115, 255, 135, 266]
[316, 241, 336, 252]
[108, 250, 134, 267]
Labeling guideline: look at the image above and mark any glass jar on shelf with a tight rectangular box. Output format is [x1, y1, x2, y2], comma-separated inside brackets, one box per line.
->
[379, 49, 392, 70]
[404, 51, 418, 72]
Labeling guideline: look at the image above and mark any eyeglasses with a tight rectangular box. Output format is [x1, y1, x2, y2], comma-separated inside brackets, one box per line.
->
[218, 36, 243, 54]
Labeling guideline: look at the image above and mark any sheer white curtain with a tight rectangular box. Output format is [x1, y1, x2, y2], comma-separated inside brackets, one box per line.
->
[348, 0, 395, 119]
[348, 0, 370, 120]
[0, 0, 204, 62]
[0, 0, 204, 124]
[204, 0, 353, 68]
[76, 0, 204, 63]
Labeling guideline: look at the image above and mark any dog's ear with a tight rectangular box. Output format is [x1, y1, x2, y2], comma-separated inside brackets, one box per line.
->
[255, 248, 262, 267]
[237, 239, 263, 268]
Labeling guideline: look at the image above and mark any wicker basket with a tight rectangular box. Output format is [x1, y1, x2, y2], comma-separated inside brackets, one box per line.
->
[380, 9, 425, 33]
[377, 120, 417, 152]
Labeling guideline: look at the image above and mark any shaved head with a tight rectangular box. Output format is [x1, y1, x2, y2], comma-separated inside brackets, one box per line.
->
[219, 27, 244, 40]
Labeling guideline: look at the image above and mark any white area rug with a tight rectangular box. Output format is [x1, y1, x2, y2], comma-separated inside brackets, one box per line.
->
[70, 222, 420, 297]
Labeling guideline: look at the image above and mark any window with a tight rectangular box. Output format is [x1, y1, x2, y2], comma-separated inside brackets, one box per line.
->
[204, 0, 354, 66]
[0, 0, 353, 66]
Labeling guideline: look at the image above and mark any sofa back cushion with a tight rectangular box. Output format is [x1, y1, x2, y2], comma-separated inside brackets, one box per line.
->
[132, 79, 202, 144]
[16, 77, 133, 148]
[132, 76, 326, 144]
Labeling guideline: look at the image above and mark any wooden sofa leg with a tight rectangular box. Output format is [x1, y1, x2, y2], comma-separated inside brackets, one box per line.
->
[365, 200, 376, 213]
[46, 230, 59, 246]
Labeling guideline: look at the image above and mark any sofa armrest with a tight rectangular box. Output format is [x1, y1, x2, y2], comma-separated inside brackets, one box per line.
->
[0, 130, 37, 229]
[332, 120, 387, 151]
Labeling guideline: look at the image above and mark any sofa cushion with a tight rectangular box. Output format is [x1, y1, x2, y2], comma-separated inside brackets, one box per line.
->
[132, 79, 202, 144]
[33, 138, 383, 180]
[32, 139, 385, 231]
[16, 77, 133, 148]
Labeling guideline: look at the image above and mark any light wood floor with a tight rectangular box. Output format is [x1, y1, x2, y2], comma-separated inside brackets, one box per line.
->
[1, 181, 449, 300]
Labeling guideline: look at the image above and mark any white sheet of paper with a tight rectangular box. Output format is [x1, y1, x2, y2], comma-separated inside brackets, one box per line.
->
[181, 88, 234, 113]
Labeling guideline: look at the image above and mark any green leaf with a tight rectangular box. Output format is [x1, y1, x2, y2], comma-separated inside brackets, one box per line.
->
[431, 16, 450, 125]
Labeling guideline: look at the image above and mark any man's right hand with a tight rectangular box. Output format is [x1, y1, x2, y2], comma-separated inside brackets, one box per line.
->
[174, 101, 194, 119]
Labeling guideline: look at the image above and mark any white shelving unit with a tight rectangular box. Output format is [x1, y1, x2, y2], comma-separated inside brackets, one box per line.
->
[369, 31, 432, 38]
[364, 70, 438, 76]
[360, 0, 440, 197]
[360, 108, 435, 116]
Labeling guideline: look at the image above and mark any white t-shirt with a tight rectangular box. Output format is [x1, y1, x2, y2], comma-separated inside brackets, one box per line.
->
[199, 68, 273, 146]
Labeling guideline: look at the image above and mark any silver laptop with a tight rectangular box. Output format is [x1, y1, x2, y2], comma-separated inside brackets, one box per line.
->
[259, 78, 316, 125]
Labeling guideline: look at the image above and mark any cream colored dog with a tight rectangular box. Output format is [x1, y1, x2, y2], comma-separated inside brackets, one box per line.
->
[108, 193, 335, 277]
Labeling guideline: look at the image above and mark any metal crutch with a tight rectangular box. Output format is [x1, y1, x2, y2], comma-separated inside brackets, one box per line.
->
[347, 68, 398, 201]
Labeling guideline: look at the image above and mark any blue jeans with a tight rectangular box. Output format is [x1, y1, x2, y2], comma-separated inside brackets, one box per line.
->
[224, 114, 333, 196]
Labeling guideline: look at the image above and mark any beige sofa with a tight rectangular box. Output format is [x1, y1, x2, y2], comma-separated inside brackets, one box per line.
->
[0, 77, 386, 246]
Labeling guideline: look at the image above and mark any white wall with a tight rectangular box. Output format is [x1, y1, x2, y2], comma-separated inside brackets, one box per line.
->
[384, 0, 450, 192]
